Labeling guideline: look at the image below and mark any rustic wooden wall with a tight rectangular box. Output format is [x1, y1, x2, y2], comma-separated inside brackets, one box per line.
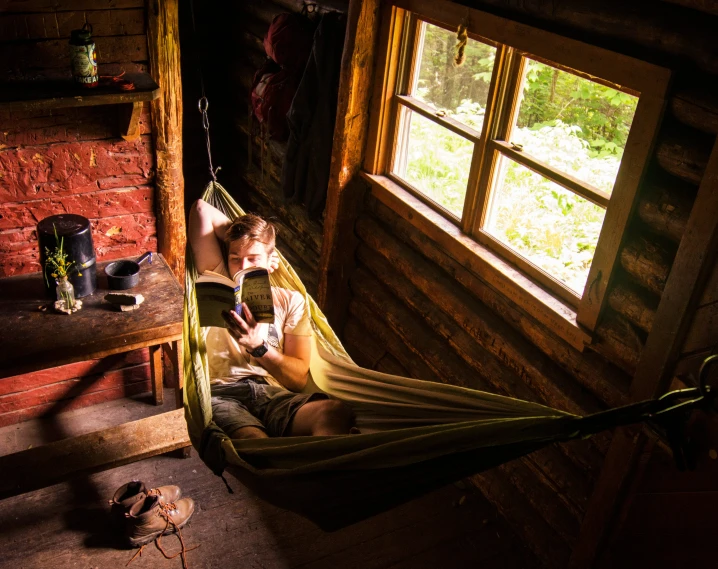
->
[0, 0, 158, 427]
[340, 1, 718, 567]
[193, 0, 717, 566]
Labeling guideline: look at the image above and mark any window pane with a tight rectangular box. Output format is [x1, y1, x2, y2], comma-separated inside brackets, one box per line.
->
[485, 156, 606, 293]
[411, 21, 496, 133]
[393, 107, 473, 218]
[511, 58, 638, 195]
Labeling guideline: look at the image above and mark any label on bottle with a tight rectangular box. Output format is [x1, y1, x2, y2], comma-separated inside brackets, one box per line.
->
[70, 43, 98, 86]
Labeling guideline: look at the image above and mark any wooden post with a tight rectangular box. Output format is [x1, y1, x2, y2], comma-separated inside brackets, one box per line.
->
[146, 0, 186, 282]
[317, 0, 381, 331]
[570, 139, 718, 568]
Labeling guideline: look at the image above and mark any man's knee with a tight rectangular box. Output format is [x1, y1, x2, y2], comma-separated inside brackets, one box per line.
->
[314, 399, 354, 431]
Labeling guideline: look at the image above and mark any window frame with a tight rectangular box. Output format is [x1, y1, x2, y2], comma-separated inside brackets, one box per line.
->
[364, 0, 671, 347]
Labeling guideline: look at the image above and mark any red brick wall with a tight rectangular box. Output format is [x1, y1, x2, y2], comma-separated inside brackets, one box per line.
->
[0, 2, 159, 425]
[0, 3, 157, 277]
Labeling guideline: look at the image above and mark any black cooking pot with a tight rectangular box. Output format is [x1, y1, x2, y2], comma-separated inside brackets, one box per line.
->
[105, 252, 153, 290]
[37, 214, 97, 298]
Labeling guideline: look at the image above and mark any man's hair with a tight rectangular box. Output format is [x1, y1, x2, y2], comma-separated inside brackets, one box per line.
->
[224, 213, 277, 252]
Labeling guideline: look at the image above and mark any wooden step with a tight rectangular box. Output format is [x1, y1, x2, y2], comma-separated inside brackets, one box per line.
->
[0, 408, 190, 500]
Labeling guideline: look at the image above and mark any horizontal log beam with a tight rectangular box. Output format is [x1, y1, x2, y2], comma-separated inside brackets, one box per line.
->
[671, 87, 718, 135]
[343, 317, 390, 369]
[347, 299, 441, 382]
[620, 235, 675, 296]
[608, 282, 658, 334]
[459, 0, 718, 74]
[368, 196, 629, 407]
[592, 311, 643, 375]
[637, 179, 695, 242]
[354, 252, 534, 398]
[374, 352, 412, 376]
[655, 124, 713, 185]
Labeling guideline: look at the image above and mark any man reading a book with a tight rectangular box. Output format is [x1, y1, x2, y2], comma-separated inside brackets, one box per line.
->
[189, 199, 356, 440]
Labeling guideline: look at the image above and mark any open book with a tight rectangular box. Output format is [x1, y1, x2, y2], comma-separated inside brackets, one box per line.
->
[195, 268, 274, 328]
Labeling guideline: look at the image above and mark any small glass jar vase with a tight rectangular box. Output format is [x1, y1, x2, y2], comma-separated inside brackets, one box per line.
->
[56, 276, 76, 310]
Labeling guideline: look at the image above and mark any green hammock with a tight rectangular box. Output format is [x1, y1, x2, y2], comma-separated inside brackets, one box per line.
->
[183, 181, 714, 531]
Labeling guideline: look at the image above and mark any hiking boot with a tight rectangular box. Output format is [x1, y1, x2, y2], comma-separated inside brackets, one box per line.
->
[125, 494, 196, 547]
[109, 481, 182, 523]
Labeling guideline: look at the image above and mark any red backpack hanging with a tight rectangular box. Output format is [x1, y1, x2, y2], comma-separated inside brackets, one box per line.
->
[249, 12, 315, 142]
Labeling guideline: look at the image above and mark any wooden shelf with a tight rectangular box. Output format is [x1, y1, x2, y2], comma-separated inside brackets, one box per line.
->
[0, 72, 160, 111]
[0, 72, 160, 140]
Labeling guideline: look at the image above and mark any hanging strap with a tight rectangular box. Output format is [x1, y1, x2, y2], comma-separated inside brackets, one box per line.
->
[573, 355, 718, 471]
[190, 0, 221, 184]
[198, 96, 220, 183]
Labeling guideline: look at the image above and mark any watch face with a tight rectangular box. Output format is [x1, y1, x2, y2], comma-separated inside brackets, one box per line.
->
[251, 341, 268, 358]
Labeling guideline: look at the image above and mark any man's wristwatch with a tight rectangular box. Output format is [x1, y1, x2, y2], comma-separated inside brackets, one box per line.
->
[248, 339, 269, 358]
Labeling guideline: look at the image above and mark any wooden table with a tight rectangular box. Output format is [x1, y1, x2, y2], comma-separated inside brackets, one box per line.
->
[0, 253, 191, 499]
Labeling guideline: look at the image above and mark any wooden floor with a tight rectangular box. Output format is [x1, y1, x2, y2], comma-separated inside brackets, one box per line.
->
[0, 395, 539, 569]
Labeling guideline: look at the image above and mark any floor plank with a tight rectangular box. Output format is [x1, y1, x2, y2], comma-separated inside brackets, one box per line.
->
[0, 393, 538, 568]
[0, 450, 537, 569]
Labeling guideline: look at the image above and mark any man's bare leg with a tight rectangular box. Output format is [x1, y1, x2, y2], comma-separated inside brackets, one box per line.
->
[288, 399, 355, 436]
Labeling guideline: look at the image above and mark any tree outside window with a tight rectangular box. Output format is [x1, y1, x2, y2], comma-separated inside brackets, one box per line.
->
[390, 19, 639, 304]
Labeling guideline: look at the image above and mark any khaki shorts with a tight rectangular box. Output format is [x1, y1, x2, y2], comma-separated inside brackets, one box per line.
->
[211, 377, 327, 437]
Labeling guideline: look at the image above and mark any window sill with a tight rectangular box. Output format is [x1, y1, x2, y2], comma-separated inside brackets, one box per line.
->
[361, 172, 593, 351]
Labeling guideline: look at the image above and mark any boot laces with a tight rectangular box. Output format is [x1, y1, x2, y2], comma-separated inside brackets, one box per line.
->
[126, 501, 199, 569]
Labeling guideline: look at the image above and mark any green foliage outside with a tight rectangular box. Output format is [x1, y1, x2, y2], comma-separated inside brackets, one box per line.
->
[396, 23, 639, 293]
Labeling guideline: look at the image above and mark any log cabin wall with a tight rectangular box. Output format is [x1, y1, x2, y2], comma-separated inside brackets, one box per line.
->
[335, 0, 718, 567]
[0, 1, 159, 427]
[191, 0, 348, 299]
[183, 0, 716, 566]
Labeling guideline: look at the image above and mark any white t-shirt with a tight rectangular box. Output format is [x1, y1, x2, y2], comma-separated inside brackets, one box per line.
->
[204, 261, 312, 388]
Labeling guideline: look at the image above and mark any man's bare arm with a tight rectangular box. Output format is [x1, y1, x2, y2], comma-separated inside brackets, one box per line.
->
[188, 199, 231, 274]
[224, 307, 311, 392]
[253, 333, 310, 392]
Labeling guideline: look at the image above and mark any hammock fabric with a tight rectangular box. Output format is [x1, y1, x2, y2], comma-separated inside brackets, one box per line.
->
[183, 181, 712, 531]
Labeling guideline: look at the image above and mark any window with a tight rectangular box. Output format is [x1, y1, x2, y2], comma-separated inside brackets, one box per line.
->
[364, 1, 670, 343]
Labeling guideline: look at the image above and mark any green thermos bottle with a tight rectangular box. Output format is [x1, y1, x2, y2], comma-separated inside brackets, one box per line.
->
[69, 23, 98, 88]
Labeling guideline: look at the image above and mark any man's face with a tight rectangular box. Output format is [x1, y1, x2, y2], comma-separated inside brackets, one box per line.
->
[228, 239, 272, 280]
